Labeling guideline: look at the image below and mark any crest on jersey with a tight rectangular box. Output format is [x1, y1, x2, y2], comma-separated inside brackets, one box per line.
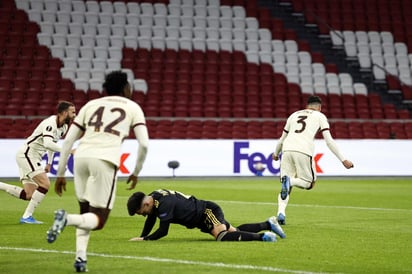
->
[46, 126, 53, 132]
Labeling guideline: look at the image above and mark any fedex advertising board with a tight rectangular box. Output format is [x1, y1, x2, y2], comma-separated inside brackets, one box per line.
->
[0, 139, 411, 177]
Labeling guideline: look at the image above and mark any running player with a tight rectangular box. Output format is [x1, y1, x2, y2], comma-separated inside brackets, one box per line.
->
[0, 101, 76, 224]
[272, 95, 354, 225]
[46, 71, 149, 273]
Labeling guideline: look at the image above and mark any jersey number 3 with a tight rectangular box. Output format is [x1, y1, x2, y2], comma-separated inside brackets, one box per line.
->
[88, 106, 126, 136]
[295, 115, 308, 133]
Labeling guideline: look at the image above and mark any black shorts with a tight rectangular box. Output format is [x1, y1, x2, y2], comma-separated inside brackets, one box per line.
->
[199, 201, 231, 234]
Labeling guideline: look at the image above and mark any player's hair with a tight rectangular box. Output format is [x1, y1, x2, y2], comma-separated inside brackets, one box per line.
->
[103, 70, 129, 95]
[127, 192, 146, 216]
[307, 95, 322, 105]
[57, 101, 74, 113]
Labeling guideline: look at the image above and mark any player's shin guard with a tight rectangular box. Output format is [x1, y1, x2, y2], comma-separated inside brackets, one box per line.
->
[237, 222, 267, 233]
[76, 228, 90, 262]
[22, 189, 47, 218]
[217, 230, 261, 241]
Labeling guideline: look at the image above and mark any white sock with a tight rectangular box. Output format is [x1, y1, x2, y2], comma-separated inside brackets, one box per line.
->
[76, 228, 90, 261]
[277, 193, 290, 216]
[0, 182, 23, 198]
[67, 212, 99, 230]
[290, 177, 311, 189]
[22, 190, 45, 218]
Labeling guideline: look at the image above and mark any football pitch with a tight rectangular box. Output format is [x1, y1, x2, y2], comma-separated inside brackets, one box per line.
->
[0, 176, 411, 274]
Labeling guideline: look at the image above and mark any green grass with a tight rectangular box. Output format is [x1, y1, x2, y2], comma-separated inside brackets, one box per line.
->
[1, 177, 411, 273]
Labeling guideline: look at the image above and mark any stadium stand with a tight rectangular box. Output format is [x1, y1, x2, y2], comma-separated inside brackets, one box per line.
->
[0, 0, 411, 139]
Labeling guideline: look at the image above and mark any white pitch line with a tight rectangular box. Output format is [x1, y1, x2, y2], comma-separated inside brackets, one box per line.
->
[0, 246, 334, 274]
[215, 200, 412, 213]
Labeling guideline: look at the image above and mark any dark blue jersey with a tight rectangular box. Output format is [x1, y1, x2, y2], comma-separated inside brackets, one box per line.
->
[140, 189, 227, 240]
[151, 189, 206, 228]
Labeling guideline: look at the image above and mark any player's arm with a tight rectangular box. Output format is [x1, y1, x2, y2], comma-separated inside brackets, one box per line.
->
[322, 130, 354, 168]
[55, 124, 84, 196]
[46, 151, 54, 164]
[56, 124, 83, 177]
[133, 124, 149, 176]
[140, 213, 157, 237]
[44, 151, 54, 172]
[126, 124, 149, 190]
[129, 213, 160, 241]
[43, 136, 62, 152]
[142, 220, 170, 241]
[273, 130, 287, 161]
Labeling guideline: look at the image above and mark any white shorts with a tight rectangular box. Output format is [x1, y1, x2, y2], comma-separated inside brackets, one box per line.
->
[281, 151, 316, 184]
[15, 146, 45, 185]
[74, 158, 118, 210]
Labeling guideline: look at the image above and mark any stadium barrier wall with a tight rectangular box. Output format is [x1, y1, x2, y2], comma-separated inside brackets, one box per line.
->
[0, 139, 411, 177]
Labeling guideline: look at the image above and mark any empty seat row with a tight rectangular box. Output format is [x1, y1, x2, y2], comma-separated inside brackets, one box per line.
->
[18, 0, 352, 98]
[1, 117, 411, 139]
[291, 0, 412, 104]
[20, 1, 168, 14]
[331, 30, 412, 85]
[19, 1, 241, 17]
[26, 6, 254, 28]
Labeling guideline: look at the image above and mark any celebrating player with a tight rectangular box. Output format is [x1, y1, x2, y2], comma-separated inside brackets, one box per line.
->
[0, 101, 76, 224]
[272, 95, 354, 225]
[127, 189, 286, 242]
[46, 71, 149, 273]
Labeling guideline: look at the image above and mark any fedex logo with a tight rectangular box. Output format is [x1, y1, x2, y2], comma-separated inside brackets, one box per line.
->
[233, 141, 324, 175]
[43, 152, 132, 175]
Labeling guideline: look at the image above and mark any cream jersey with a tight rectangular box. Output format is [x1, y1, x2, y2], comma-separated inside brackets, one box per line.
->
[72, 96, 146, 167]
[22, 115, 67, 158]
[282, 109, 329, 156]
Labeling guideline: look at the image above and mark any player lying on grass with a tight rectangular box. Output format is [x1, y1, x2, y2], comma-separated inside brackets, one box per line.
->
[127, 189, 286, 242]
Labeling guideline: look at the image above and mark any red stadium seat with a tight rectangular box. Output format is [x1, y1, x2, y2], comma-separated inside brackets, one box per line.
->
[0, 0, 409, 140]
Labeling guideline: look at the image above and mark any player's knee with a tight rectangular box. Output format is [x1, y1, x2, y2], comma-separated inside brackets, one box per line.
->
[307, 181, 316, 190]
[90, 207, 110, 230]
[227, 226, 238, 232]
[37, 181, 50, 190]
[93, 216, 106, 230]
[94, 222, 105, 230]
[33, 174, 50, 189]
[211, 223, 227, 239]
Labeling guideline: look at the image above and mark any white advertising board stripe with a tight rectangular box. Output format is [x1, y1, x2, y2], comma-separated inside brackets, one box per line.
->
[0, 139, 411, 177]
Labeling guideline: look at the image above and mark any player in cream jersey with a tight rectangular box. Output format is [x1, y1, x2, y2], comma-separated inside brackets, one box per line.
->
[281, 108, 331, 156]
[70, 96, 145, 167]
[0, 101, 76, 224]
[272, 95, 354, 225]
[47, 71, 149, 273]
[24, 116, 68, 157]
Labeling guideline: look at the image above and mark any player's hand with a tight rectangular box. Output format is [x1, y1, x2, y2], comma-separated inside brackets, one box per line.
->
[44, 164, 51, 173]
[272, 153, 279, 161]
[55, 177, 67, 197]
[126, 174, 138, 190]
[342, 160, 354, 169]
[129, 236, 144, 241]
[70, 148, 76, 155]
